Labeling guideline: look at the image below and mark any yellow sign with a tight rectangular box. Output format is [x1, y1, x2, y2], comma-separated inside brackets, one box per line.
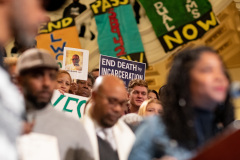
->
[36, 17, 81, 68]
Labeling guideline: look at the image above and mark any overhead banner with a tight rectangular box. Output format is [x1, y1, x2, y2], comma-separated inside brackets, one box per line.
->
[90, 0, 148, 66]
[138, 0, 218, 52]
[51, 90, 88, 119]
[99, 55, 146, 87]
[36, 17, 81, 68]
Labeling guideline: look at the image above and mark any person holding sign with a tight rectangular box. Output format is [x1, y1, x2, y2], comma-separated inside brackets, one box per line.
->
[82, 75, 135, 160]
[128, 46, 234, 160]
[17, 48, 94, 160]
[56, 70, 72, 93]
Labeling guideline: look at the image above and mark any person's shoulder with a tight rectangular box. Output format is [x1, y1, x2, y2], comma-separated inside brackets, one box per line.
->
[136, 116, 166, 137]
[47, 105, 85, 130]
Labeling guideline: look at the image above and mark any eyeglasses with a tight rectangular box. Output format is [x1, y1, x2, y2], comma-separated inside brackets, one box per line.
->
[72, 58, 79, 61]
[99, 93, 128, 108]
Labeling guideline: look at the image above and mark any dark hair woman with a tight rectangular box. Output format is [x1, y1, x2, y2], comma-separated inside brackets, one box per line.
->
[128, 46, 234, 160]
[148, 90, 159, 100]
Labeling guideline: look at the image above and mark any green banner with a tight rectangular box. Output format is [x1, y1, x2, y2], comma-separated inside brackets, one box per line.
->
[90, 0, 148, 66]
[139, 0, 218, 52]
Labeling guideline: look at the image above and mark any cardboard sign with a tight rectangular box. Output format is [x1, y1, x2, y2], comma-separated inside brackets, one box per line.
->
[36, 17, 81, 68]
[17, 133, 60, 160]
[51, 90, 88, 119]
[90, 0, 148, 66]
[139, 0, 218, 52]
[99, 55, 146, 87]
[62, 47, 89, 80]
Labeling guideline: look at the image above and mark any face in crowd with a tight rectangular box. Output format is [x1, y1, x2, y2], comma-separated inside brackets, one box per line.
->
[76, 74, 94, 97]
[91, 70, 99, 79]
[91, 76, 128, 128]
[19, 67, 57, 109]
[11, 0, 49, 48]
[145, 102, 163, 116]
[189, 51, 229, 110]
[129, 85, 148, 108]
[72, 55, 80, 66]
[56, 71, 71, 93]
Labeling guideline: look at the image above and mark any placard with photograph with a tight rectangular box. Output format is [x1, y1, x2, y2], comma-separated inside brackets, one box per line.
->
[62, 47, 89, 80]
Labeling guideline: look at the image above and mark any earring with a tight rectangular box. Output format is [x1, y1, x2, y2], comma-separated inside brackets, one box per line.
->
[179, 98, 186, 107]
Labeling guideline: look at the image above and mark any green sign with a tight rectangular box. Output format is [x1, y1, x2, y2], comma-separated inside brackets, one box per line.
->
[139, 0, 218, 52]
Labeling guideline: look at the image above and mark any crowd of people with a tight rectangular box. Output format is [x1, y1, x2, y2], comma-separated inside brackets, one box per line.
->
[0, 0, 236, 160]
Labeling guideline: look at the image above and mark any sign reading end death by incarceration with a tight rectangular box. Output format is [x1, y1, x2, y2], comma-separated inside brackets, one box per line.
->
[100, 55, 146, 87]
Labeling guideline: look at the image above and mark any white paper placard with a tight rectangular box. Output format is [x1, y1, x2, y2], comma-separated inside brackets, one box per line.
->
[51, 90, 88, 119]
[62, 47, 89, 80]
[17, 133, 60, 160]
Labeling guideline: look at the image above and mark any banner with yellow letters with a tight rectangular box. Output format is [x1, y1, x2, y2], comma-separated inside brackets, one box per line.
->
[138, 0, 218, 52]
[36, 17, 81, 68]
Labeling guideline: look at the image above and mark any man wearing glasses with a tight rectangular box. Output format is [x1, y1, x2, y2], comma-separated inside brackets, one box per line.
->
[82, 75, 135, 160]
[65, 54, 82, 71]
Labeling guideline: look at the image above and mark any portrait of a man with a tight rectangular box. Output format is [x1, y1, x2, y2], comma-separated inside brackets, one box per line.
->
[65, 51, 83, 71]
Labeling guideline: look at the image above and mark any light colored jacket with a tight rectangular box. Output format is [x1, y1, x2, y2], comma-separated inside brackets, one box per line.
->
[82, 112, 135, 160]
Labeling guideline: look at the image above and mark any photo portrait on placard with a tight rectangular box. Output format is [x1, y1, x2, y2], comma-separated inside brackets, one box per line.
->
[65, 49, 83, 71]
[63, 47, 89, 80]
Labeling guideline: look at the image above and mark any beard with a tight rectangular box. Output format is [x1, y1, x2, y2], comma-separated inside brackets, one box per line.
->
[23, 87, 52, 110]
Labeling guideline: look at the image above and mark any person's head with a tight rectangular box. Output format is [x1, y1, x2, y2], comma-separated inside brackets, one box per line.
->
[162, 46, 233, 149]
[138, 99, 163, 117]
[56, 70, 72, 93]
[90, 75, 128, 128]
[168, 46, 229, 110]
[128, 79, 148, 109]
[17, 48, 58, 110]
[91, 68, 99, 79]
[9, 0, 66, 50]
[76, 73, 94, 97]
[72, 54, 80, 66]
[148, 90, 159, 100]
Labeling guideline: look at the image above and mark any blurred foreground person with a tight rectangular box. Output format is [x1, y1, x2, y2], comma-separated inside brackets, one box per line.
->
[128, 79, 148, 113]
[17, 49, 93, 160]
[4, 57, 19, 86]
[128, 46, 234, 160]
[56, 70, 72, 93]
[138, 99, 163, 117]
[10, 0, 66, 51]
[82, 75, 135, 160]
[0, 0, 67, 159]
[0, 1, 23, 160]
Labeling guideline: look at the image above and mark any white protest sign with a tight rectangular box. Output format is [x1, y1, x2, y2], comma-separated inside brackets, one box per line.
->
[62, 47, 89, 80]
[17, 133, 60, 160]
[51, 90, 88, 119]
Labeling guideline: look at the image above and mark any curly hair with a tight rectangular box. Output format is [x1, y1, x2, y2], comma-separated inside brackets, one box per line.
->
[162, 46, 234, 150]
[128, 79, 148, 93]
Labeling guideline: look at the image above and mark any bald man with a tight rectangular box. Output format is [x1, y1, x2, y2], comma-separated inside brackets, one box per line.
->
[81, 75, 135, 160]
